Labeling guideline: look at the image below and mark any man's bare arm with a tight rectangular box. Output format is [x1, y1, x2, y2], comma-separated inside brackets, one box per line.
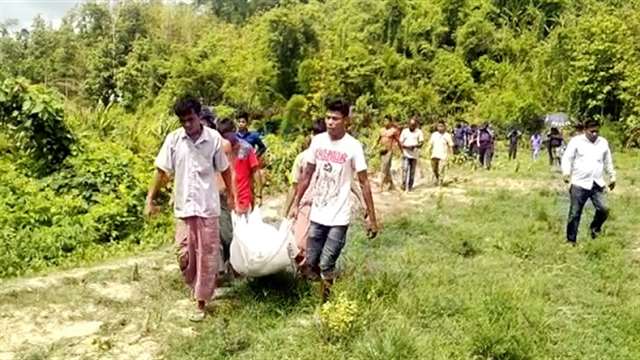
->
[145, 169, 170, 216]
[251, 167, 262, 206]
[289, 163, 316, 217]
[283, 182, 298, 216]
[357, 170, 378, 236]
[221, 167, 236, 210]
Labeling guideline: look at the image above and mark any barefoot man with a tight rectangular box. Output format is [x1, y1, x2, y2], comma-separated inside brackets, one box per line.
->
[145, 97, 235, 322]
[377, 117, 401, 191]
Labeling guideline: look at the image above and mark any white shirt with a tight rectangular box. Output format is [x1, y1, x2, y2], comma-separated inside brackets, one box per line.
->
[400, 128, 424, 159]
[155, 127, 229, 218]
[561, 134, 616, 190]
[429, 132, 453, 160]
[306, 133, 367, 226]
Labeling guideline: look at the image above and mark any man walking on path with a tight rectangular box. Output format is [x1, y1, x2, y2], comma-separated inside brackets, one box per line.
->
[289, 99, 378, 302]
[453, 123, 466, 154]
[376, 117, 401, 191]
[145, 97, 235, 322]
[547, 127, 564, 167]
[477, 123, 494, 169]
[531, 132, 542, 161]
[428, 121, 454, 186]
[399, 117, 424, 191]
[507, 127, 522, 160]
[561, 120, 616, 245]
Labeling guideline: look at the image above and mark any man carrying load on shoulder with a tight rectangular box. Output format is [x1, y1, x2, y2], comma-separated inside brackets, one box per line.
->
[289, 99, 379, 302]
[145, 96, 235, 322]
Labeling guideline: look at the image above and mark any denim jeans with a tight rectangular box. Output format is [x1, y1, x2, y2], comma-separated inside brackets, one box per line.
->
[402, 157, 417, 191]
[306, 222, 349, 280]
[567, 183, 609, 242]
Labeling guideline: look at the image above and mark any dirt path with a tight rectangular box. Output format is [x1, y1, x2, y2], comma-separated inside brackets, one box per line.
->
[0, 172, 562, 360]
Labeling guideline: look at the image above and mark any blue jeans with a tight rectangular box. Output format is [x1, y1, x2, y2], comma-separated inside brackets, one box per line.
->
[567, 184, 609, 242]
[307, 222, 349, 280]
[402, 157, 417, 191]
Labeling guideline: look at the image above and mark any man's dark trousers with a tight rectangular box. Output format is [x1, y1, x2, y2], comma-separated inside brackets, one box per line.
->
[567, 183, 609, 243]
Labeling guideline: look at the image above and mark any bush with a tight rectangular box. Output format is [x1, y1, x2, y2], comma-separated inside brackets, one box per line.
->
[263, 133, 305, 192]
[0, 78, 74, 175]
[0, 140, 167, 278]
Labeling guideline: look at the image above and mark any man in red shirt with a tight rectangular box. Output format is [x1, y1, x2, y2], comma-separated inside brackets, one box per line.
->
[218, 118, 261, 213]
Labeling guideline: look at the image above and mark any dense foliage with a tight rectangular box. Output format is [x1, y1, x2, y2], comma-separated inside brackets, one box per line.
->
[1, 0, 640, 276]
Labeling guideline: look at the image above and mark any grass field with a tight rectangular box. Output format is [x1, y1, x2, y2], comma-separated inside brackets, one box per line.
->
[3, 147, 638, 360]
[162, 149, 640, 359]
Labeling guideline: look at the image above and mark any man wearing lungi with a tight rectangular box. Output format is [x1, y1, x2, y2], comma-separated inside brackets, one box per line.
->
[145, 96, 235, 322]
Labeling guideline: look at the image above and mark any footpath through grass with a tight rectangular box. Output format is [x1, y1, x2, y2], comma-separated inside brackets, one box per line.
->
[164, 151, 640, 359]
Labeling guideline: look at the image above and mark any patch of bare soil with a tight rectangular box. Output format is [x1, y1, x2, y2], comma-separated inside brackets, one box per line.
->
[0, 255, 178, 360]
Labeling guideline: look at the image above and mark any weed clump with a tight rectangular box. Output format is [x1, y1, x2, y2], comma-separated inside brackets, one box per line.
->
[318, 292, 359, 342]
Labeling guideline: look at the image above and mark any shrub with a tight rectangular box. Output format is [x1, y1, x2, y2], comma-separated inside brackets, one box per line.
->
[318, 292, 359, 342]
[0, 78, 74, 175]
[0, 139, 166, 278]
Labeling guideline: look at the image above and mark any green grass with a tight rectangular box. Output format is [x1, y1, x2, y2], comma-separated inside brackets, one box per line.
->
[162, 151, 640, 359]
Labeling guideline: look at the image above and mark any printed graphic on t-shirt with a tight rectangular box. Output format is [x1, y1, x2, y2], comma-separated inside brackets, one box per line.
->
[313, 149, 348, 209]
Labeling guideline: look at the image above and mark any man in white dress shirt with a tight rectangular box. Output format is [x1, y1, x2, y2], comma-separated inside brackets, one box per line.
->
[561, 120, 616, 245]
[145, 97, 235, 321]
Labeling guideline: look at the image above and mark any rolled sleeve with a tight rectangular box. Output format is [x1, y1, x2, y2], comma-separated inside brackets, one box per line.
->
[213, 139, 230, 173]
[155, 134, 175, 175]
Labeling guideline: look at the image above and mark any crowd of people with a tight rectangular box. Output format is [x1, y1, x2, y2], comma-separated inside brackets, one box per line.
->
[144, 97, 377, 321]
[375, 117, 604, 193]
[144, 96, 617, 321]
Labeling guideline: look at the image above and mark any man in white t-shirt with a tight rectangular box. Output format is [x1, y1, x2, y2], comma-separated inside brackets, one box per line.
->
[399, 117, 424, 191]
[428, 121, 454, 186]
[289, 99, 379, 302]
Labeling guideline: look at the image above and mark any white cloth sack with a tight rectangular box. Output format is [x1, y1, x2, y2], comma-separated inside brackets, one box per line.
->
[230, 208, 295, 277]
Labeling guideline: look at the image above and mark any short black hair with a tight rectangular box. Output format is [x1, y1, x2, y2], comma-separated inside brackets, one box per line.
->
[325, 98, 350, 118]
[584, 119, 600, 128]
[238, 112, 250, 121]
[311, 118, 326, 135]
[216, 118, 236, 134]
[174, 96, 201, 118]
[437, 120, 446, 126]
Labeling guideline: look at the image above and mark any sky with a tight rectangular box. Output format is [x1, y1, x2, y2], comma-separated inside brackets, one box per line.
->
[0, 0, 87, 30]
